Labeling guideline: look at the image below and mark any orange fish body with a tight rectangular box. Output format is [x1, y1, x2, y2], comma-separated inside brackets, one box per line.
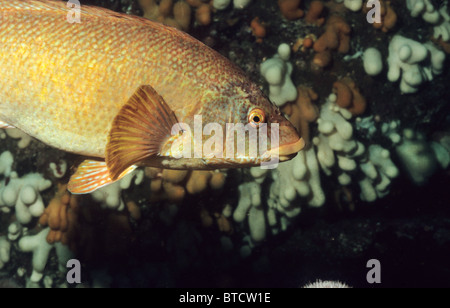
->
[0, 0, 304, 193]
[0, 0, 244, 156]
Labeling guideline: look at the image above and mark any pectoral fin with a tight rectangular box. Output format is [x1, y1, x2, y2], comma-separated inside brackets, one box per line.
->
[68, 160, 136, 194]
[105, 85, 181, 180]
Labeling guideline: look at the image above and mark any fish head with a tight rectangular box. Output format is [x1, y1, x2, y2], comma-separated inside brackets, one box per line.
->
[187, 82, 305, 167]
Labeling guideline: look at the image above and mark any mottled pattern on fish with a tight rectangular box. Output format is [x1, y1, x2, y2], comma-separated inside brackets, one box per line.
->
[0, 0, 255, 157]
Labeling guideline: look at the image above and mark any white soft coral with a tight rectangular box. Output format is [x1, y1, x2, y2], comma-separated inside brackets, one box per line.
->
[433, 5, 450, 42]
[387, 35, 445, 93]
[406, 0, 441, 23]
[260, 44, 297, 107]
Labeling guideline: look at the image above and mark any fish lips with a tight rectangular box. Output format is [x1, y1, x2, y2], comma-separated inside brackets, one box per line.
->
[263, 137, 306, 162]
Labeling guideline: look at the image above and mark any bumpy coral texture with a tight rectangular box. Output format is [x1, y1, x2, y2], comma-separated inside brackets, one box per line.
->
[332, 77, 367, 116]
[313, 15, 351, 67]
[278, 0, 304, 20]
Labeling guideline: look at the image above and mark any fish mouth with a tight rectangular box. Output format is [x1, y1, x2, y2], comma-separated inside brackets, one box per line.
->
[263, 137, 306, 162]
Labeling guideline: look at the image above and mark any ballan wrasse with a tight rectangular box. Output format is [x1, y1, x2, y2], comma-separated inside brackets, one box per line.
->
[0, 0, 305, 193]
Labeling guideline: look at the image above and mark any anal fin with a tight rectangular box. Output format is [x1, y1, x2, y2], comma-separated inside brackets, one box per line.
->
[0, 121, 15, 129]
[68, 160, 136, 194]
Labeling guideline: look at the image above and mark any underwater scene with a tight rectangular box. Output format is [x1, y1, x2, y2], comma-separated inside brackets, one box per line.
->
[0, 0, 448, 289]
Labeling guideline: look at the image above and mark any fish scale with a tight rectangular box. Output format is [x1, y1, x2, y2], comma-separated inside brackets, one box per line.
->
[0, 0, 247, 157]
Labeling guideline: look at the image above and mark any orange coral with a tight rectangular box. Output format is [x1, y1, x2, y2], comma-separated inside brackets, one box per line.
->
[195, 3, 212, 26]
[39, 184, 79, 247]
[215, 213, 233, 233]
[145, 167, 227, 202]
[313, 15, 351, 67]
[186, 171, 212, 194]
[139, 0, 192, 31]
[126, 201, 141, 221]
[332, 77, 367, 115]
[292, 34, 316, 52]
[278, 0, 304, 20]
[303, 36, 314, 48]
[184, 0, 213, 26]
[159, 0, 173, 17]
[250, 17, 266, 43]
[186, 0, 203, 7]
[173, 1, 192, 30]
[314, 15, 350, 53]
[312, 50, 332, 67]
[39, 184, 138, 261]
[363, 0, 397, 32]
[323, 0, 347, 14]
[146, 168, 186, 202]
[209, 172, 226, 190]
[432, 38, 450, 54]
[282, 86, 319, 144]
[139, 0, 160, 20]
[200, 208, 233, 233]
[305, 0, 325, 26]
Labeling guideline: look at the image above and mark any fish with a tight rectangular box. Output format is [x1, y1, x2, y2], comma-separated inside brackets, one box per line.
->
[0, 0, 304, 194]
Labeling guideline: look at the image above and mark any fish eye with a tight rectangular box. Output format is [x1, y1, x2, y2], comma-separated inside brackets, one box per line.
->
[248, 108, 265, 127]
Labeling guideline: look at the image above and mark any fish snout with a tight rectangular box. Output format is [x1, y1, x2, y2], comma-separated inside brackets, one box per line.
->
[266, 113, 305, 161]
[277, 125, 305, 161]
